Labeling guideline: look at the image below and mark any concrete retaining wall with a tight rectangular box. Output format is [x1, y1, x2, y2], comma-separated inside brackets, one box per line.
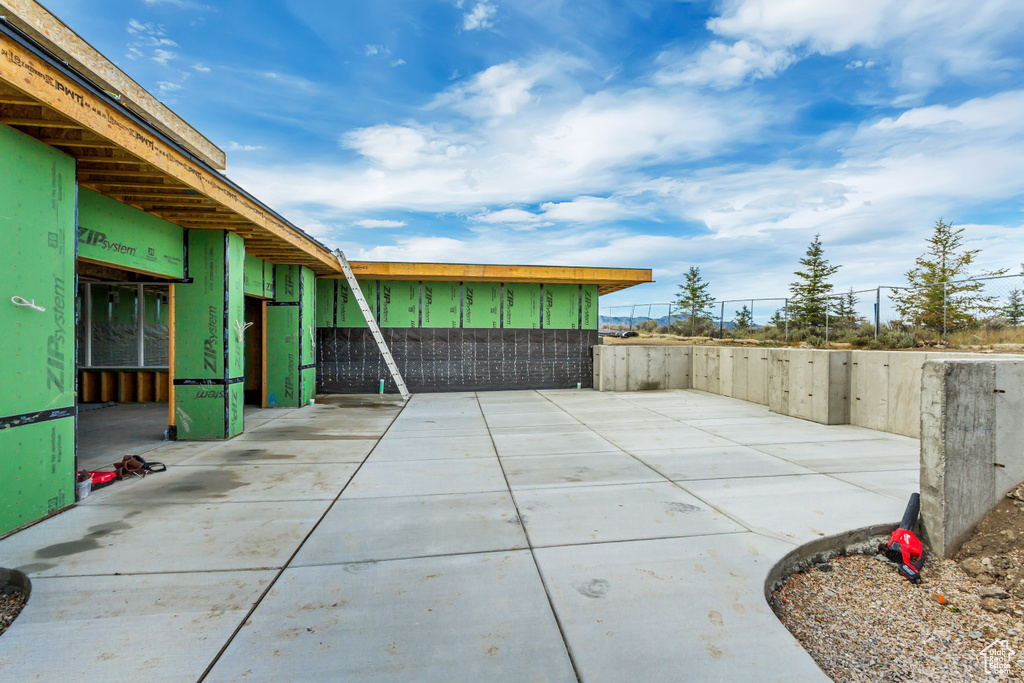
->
[592, 345, 691, 392]
[920, 359, 1024, 558]
[594, 345, 982, 437]
[767, 349, 851, 425]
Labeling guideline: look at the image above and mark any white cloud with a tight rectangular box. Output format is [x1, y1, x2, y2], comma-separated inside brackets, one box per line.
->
[144, 0, 214, 10]
[225, 141, 264, 152]
[261, 71, 318, 92]
[352, 219, 408, 229]
[539, 196, 640, 223]
[156, 81, 183, 93]
[463, 2, 497, 31]
[428, 58, 574, 119]
[655, 40, 796, 89]
[391, 59, 406, 67]
[151, 49, 177, 66]
[341, 125, 468, 170]
[706, 0, 1024, 95]
[471, 208, 545, 225]
[192, 63, 212, 73]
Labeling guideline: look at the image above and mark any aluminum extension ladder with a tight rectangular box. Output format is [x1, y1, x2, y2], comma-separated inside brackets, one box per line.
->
[333, 250, 411, 402]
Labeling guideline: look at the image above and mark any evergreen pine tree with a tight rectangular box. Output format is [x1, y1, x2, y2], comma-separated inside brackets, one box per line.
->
[733, 305, 753, 334]
[767, 308, 787, 331]
[832, 288, 860, 326]
[1005, 289, 1024, 326]
[892, 219, 1007, 330]
[789, 234, 839, 329]
[674, 266, 715, 335]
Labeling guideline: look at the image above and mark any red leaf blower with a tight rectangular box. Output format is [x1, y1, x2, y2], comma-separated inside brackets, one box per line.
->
[883, 493, 925, 583]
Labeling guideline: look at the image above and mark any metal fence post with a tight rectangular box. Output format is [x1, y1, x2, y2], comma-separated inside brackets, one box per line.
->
[784, 298, 789, 341]
[691, 304, 696, 336]
[875, 287, 880, 338]
[825, 308, 829, 345]
[719, 301, 725, 337]
[667, 304, 673, 333]
[942, 282, 947, 340]
[629, 305, 635, 332]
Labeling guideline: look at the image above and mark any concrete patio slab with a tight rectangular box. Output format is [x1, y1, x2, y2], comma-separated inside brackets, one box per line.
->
[501, 452, 663, 490]
[752, 438, 919, 473]
[369, 434, 497, 461]
[174, 438, 378, 465]
[293, 491, 527, 566]
[205, 552, 577, 683]
[515, 481, 746, 547]
[491, 428, 615, 457]
[0, 570, 275, 682]
[1, 500, 329, 576]
[632, 445, 816, 481]
[682, 474, 907, 544]
[88, 462, 360, 505]
[831, 469, 920, 502]
[342, 457, 508, 498]
[596, 425, 736, 451]
[0, 388, 922, 682]
[533, 533, 828, 683]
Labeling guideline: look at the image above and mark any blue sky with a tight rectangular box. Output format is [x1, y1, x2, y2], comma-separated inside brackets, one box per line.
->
[42, 0, 1024, 308]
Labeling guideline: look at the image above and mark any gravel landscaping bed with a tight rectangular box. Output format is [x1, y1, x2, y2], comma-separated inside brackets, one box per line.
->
[771, 490, 1024, 682]
[0, 589, 28, 637]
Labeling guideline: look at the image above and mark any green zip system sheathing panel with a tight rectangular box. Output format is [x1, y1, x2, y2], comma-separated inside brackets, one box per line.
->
[338, 280, 377, 327]
[0, 419, 74, 535]
[463, 282, 500, 329]
[380, 280, 420, 328]
[503, 283, 540, 329]
[422, 281, 460, 328]
[172, 230, 244, 439]
[544, 283, 580, 330]
[244, 253, 271, 297]
[266, 265, 315, 408]
[77, 188, 184, 278]
[581, 284, 598, 330]
[0, 124, 76, 535]
[316, 279, 336, 328]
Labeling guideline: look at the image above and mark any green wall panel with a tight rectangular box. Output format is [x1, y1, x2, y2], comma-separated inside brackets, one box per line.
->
[300, 267, 315, 364]
[544, 284, 580, 330]
[173, 385, 229, 439]
[337, 280, 377, 327]
[228, 383, 244, 436]
[0, 417, 74, 535]
[243, 253, 266, 297]
[172, 230, 243, 439]
[262, 261, 275, 299]
[380, 280, 420, 328]
[275, 264, 300, 303]
[0, 124, 76, 418]
[265, 305, 299, 408]
[422, 281, 460, 328]
[174, 230, 225, 380]
[301, 367, 316, 406]
[78, 187, 184, 278]
[227, 233, 245, 385]
[463, 282, 500, 329]
[503, 283, 540, 329]
[316, 279, 336, 328]
[581, 285, 598, 330]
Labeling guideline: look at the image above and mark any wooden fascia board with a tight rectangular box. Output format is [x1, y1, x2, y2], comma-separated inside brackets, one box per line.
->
[0, 34, 341, 276]
[340, 262, 653, 290]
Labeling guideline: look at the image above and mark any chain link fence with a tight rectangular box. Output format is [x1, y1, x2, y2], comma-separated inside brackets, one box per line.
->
[600, 272, 1024, 342]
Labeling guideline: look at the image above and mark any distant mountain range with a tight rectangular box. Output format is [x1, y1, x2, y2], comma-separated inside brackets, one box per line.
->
[599, 314, 757, 332]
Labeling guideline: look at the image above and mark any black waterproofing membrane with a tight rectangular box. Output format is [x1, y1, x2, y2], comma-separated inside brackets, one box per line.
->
[317, 328, 599, 393]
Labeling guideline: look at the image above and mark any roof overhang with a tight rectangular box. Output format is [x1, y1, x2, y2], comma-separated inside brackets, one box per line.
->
[0, 18, 342, 276]
[337, 262, 654, 296]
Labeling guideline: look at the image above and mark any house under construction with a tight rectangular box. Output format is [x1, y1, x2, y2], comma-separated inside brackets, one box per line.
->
[0, 2, 652, 536]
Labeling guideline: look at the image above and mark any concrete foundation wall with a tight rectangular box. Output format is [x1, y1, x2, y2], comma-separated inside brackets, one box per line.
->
[920, 359, 1024, 557]
[592, 346, 690, 392]
[594, 345, 985, 435]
